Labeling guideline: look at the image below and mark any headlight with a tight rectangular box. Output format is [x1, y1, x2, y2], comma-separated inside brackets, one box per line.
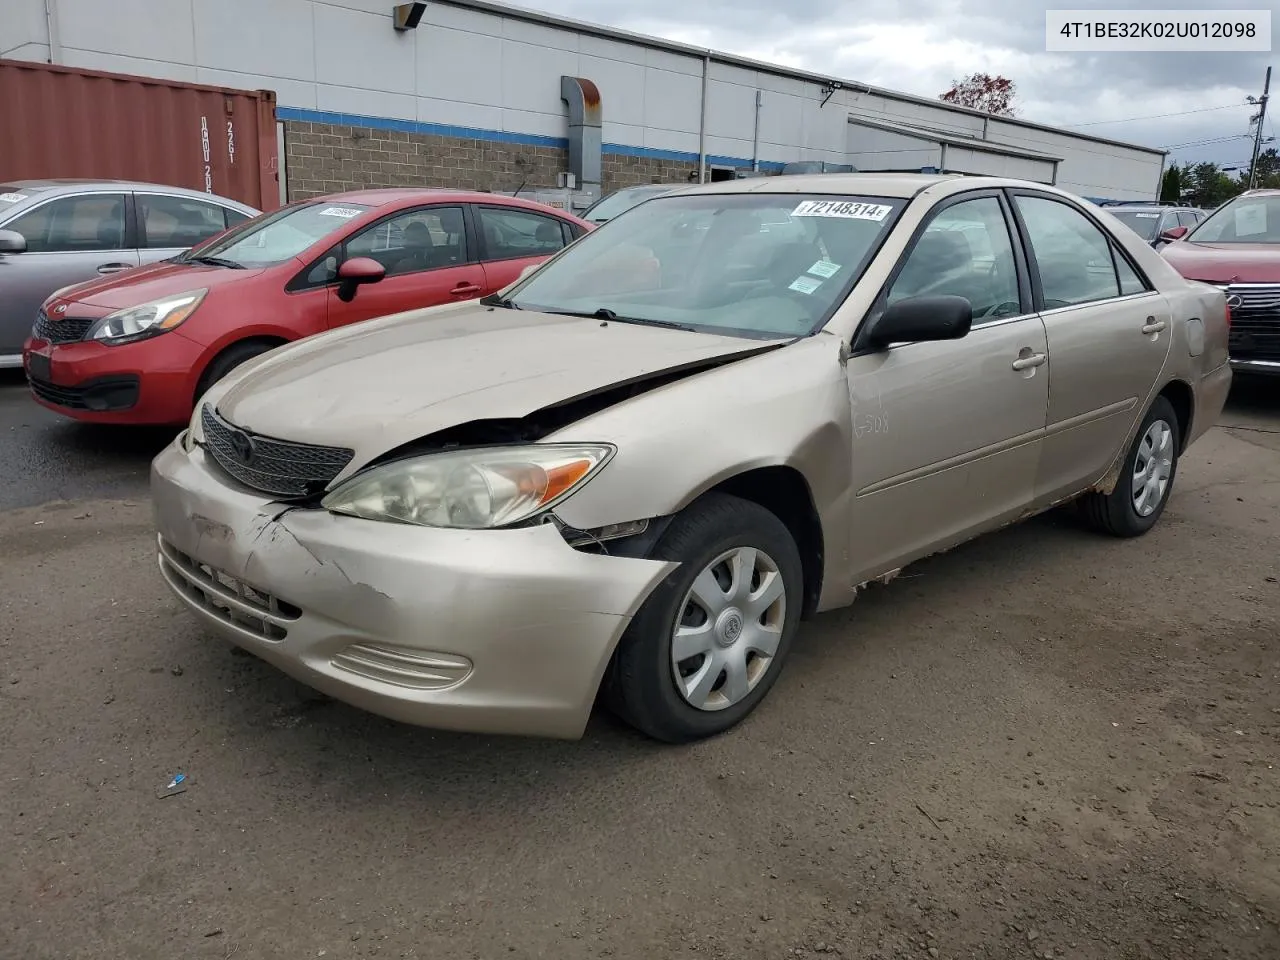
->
[321, 444, 615, 529]
[89, 289, 207, 344]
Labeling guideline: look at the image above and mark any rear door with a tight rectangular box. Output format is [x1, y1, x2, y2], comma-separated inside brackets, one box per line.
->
[471, 203, 573, 293]
[322, 204, 487, 330]
[1008, 190, 1173, 505]
[134, 192, 248, 265]
[0, 191, 138, 356]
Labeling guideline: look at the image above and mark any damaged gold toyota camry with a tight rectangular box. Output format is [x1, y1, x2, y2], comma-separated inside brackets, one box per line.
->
[152, 174, 1232, 743]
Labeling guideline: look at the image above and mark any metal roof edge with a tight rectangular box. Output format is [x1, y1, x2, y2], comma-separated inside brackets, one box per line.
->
[847, 115, 1065, 163]
[438, 0, 1168, 159]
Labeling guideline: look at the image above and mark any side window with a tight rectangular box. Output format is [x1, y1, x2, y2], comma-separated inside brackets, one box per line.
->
[225, 209, 252, 229]
[1014, 195, 1120, 309]
[886, 196, 1022, 321]
[1176, 211, 1199, 229]
[476, 206, 568, 261]
[6, 194, 127, 252]
[345, 206, 466, 278]
[138, 195, 230, 249]
[1113, 247, 1148, 296]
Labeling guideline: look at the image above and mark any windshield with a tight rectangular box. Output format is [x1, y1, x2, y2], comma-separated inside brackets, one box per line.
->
[1108, 210, 1162, 240]
[583, 186, 676, 223]
[1188, 194, 1280, 244]
[507, 192, 905, 338]
[183, 201, 371, 266]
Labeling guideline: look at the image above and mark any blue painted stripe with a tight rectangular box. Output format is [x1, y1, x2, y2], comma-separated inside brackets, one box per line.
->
[277, 105, 789, 171]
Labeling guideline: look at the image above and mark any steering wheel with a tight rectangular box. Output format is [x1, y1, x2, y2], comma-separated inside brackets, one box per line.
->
[975, 300, 1020, 320]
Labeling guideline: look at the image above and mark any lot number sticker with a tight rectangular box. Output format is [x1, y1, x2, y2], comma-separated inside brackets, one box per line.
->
[788, 275, 824, 295]
[807, 259, 842, 278]
[318, 207, 362, 218]
[1134, 212, 1159, 218]
[0, 193, 27, 204]
[792, 200, 892, 221]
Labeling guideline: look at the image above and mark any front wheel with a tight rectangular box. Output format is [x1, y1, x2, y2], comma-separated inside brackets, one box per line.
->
[1078, 395, 1181, 538]
[606, 493, 803, 743]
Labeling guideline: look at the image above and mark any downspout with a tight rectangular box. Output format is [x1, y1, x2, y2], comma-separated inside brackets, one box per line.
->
[698, 51, 710, 183]
[752, 90, 762, 171]
[939, 141, 948, 174]
[44, 0, 63, 64]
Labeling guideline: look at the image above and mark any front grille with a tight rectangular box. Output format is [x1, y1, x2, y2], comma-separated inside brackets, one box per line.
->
[29, 375, 139, 411]
[158, 536, 300, 641]
[200, 404, 354, 498]
[1224, 283, 1280, 363]
[33, 308, 94, 344]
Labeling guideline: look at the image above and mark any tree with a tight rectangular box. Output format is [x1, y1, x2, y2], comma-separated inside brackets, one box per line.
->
[1180, 161, 1241, 209]
[1159, 165, 1183, 203]
[1242, 147, 1280, 190]
[939, 73, 1017, 117]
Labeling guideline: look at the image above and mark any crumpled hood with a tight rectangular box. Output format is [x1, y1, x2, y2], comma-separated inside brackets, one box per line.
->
[1160, 240, 1280, 283]
[211, 300, 786, 460]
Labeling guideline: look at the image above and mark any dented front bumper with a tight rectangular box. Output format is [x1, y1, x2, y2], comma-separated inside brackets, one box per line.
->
[150, 438, 675, 739]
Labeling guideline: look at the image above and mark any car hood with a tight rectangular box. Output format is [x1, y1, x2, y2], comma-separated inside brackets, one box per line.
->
[1160, 240, 1280, 283]
[54, 259, 268, 311]
[211, 301, 788, 460]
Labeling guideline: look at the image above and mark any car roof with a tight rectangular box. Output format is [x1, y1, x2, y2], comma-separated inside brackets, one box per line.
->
[0, 178, 257, 209]
[307, 188, 591, 222]
[665, 172, 1013, 199]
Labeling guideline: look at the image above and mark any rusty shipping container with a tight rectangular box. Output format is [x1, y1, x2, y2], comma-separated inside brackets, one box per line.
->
[0, 59, 280, 211]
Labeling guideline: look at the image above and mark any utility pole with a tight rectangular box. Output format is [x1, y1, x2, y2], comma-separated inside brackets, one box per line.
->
[1246, 66, 1271, 191]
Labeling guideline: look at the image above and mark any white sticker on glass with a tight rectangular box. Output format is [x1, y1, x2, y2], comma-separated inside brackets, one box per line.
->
[0, 193, 27, 203]
[318, 207, 362, 219]
[1133, 212, 1159, 218]
[1235, 203, 1266, 237]
[792, 200, 892, 221]
[789, 275, 824, 295]
[807, 259, 842, 278]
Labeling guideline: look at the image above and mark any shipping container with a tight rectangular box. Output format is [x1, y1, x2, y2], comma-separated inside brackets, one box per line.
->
[0, 59, 280, 212]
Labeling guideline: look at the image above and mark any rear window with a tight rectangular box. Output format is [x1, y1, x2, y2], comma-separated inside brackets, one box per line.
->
[1107, 209, 1162, 240]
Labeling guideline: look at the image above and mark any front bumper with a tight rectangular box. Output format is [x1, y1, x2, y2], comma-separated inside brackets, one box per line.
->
[151, 439, 675, 739]
[23, 333, 203, 425]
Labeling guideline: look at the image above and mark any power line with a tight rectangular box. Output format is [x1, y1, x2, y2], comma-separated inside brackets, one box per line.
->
[1165, 133, 1253, 150]
[1066, 102, 1246, 127]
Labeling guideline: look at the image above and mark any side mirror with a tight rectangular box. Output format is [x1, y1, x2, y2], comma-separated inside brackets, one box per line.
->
[335, 256, 385, 302]
[861, 295, 972, 351]
[1159, 225, 1188, 242]
[0, 229, 27, 254]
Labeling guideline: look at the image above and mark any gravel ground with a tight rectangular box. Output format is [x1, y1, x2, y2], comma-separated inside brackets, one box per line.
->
[2, 372, 1278, 959]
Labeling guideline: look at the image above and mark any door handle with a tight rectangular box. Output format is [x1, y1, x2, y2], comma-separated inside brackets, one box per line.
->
[450, 282, 482, 297]
[1011, 352, 1047, 371]
[1141, 317, 1167, 334]
[97, 262, 132, 274]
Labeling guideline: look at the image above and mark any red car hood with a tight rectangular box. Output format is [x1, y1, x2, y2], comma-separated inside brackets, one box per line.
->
[1160, 241, 1280, 284]
[52, 259, 269, 312]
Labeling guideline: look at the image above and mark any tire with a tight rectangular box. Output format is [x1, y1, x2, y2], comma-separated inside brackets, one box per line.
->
[194, 340, 280, 404]
[1078, 395, 1180, 538]
[606, 492, 804, 743]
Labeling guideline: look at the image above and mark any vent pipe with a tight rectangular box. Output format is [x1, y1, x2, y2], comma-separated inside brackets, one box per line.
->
[561, 76, 602, 188]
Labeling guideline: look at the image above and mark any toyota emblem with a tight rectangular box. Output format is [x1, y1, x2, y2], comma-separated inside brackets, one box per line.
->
[1226, 294, 1243, 309]
[229, 429, 255, 463]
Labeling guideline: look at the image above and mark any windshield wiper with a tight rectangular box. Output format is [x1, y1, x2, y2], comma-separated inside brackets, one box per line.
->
[544, 307, 695, 331]
[183, 254, 246, 269]
[479, 292, 520, 308]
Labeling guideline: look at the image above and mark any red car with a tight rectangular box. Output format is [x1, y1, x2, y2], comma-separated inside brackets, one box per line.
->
[1159, 188, 1280, 377]
[22, 189, 593, 425]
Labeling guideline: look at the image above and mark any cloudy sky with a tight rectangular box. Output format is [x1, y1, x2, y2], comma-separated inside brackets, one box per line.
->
[526, 0, 1274, 169]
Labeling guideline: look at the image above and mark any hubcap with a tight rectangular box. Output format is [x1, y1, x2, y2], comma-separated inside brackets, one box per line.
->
[670, 546, 787, 712]
[1131, 419, 1174, 518]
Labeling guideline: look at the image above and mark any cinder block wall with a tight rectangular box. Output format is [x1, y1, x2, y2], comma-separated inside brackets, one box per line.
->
[283, 120, 700, 200]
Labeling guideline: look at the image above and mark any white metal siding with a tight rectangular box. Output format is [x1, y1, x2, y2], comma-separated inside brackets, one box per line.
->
[942, 147, 1056, 183]
[847, 123, 942, 171]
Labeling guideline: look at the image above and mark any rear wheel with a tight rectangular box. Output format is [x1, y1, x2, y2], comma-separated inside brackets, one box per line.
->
[606, 492, 803, 743]
[1078, 395, 1180, 538]
[194, 340, 282, 405]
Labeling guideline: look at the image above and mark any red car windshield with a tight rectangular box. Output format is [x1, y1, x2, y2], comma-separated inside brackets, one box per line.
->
[187, 201, 372, 267]
[1188, 194, 1280, 244]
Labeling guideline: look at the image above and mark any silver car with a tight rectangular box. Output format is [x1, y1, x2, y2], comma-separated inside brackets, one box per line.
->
[0, 180, 259, 365]
[151, 174, 1232, 743]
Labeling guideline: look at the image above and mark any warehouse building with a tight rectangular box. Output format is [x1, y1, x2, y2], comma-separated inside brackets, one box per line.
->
[3, 0, 1166, 208]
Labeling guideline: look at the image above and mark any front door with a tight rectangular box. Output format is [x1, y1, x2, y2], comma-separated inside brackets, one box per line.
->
[844, 192, 1050, 582]
[1009, 192, 1173, 504]
[0, 192, 139, 356]
[324, 204, 487, 329]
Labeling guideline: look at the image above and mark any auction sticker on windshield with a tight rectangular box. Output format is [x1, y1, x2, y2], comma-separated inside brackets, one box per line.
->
[808, 259, 842, 278]
[788, 275, 824, 295]
[318, 207, 362, 218]
[792, 200, 892, 221]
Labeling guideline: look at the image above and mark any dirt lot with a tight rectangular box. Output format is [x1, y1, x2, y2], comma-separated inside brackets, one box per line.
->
[2, 376, 1278, 960]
